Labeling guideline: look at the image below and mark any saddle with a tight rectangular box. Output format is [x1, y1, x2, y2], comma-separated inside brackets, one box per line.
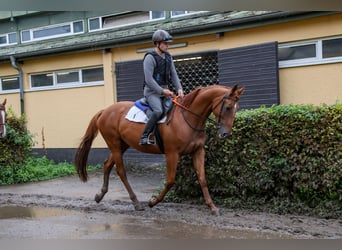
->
[125, 97, 174, 153]
[134, 97, 173, 120]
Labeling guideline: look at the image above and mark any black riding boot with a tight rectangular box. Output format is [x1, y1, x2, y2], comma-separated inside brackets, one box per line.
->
[139, 112, 160, 145]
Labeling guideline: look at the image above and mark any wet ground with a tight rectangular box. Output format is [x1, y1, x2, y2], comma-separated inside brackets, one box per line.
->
[0, 167, 342, 239]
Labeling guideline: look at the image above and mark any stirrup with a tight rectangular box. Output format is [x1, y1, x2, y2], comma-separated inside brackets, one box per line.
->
[139, 133, 155, 145]
[147, 133, 156, 144]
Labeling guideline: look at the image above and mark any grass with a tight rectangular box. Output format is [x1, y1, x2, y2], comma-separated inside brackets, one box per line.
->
[0, 156, 101, 185]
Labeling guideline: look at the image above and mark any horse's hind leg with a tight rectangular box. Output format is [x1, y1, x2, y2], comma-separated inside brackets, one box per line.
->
[114, 152, 144, 211]
[95, 154, 115, 203]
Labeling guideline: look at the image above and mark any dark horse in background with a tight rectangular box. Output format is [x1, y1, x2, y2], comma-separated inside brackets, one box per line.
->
[75, 84, 244, 215]
[0, 99, 7, 138]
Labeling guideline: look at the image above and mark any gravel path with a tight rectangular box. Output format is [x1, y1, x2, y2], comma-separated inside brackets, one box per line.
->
[0, 168, 341, 239]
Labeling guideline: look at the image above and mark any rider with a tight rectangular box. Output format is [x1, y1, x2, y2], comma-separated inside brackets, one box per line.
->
[139, 29, 184, 145]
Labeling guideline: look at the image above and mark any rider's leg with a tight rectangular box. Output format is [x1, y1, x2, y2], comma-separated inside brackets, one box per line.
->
[139, 112, 160, 145]
[139, 95, 163, 145]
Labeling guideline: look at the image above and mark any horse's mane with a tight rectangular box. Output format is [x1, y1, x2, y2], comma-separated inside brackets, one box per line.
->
[182, 86, 203, 107]
[182, 85, 229, 107]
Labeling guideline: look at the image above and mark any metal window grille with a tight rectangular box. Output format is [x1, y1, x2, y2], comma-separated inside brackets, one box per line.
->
[172, 51, 218, 94]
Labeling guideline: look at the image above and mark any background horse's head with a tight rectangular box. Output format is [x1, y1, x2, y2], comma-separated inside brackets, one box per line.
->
[0, 99, 7, 138]
[212, 84, 244, 138]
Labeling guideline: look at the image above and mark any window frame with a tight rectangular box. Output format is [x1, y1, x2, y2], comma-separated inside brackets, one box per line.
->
[279, 36, 342, 68]
[21, 20, 84, 43]
[29, 66, 104, 91]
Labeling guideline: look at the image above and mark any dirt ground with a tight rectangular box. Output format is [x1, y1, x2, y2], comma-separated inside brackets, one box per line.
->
[0, 167, 341, 239]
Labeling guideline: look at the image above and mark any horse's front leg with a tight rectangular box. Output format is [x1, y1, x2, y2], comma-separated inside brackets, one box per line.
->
[149, 153, 179, 208]
[192, 147, 220, 216]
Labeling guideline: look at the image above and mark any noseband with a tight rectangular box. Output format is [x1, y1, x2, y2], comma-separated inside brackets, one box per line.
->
[173, 91, 237, 132]
[213, 92, 239, 126]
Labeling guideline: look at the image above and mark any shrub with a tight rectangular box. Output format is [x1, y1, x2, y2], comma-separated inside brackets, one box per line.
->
[171, 104, 342, 218]
[0, 108, 35, 182]
[0, 109, 100, 185]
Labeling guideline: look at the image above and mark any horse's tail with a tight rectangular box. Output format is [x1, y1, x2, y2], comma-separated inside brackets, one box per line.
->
[74, 110, 103, 182]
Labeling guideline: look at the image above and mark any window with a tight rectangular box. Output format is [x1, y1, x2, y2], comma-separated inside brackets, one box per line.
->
[0, 32, 17, 46]
[279, 36, 342, 68]
[89, 17, 101, 31]
[173, 52, 218, 94]
[88, 11, 204, 32]
[150, 11, 165, 20]
[171, 11, 204, 17]
[322, 37, 342, 58]
[0, 77, 20, 92]
[82, 67, 104, 82]
[56, 71, 79, 84]
[21, 20, 84, 43]
[31, 73, 53, 87]
[88, 11, 171, 31]
[171, 11, 188, 17]
[21, 30, 30, 42]
[278, 44, 316, 61]
[30, 67, 104, 90]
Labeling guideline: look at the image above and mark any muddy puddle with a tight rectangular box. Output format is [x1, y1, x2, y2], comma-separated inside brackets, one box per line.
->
[0, 206, 80, 219]
[0, 205, 289, 239]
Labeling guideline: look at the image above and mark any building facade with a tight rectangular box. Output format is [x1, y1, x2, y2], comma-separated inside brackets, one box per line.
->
[0, 11, 341, 164]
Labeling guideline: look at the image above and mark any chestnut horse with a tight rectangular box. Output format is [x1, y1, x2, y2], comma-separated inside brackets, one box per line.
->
[75, 84, 244, 215]
[0, 99, 7, 138]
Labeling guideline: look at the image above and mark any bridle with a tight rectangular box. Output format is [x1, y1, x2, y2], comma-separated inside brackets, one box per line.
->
[172, 91, 238, 132]
[0, 107, 5, 125]
[0, 106, 6, 137]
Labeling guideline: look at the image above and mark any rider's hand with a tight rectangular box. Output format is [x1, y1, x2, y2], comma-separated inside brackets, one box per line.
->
[177, 89, 184, 98]
[162, 89, 175, 98]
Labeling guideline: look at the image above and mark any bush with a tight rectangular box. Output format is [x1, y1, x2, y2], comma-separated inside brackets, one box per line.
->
[0, 108, 35, 167]
[172, 103, 342, 218]
[0, 109, 100, 185]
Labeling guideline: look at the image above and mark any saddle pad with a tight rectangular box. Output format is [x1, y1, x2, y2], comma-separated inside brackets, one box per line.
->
[125, 106, 167, 124]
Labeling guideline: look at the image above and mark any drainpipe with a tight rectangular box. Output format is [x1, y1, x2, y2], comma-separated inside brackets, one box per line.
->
[10, 56, 24, 115]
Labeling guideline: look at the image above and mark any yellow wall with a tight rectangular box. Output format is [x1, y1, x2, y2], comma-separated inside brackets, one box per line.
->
[279, 63, 342, 105]
[1, 13, 342, 149]
[25, 86, 106, 148]
[1, 50, 111, 148]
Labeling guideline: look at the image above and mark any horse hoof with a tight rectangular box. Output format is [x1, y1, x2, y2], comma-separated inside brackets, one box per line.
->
[134, 203, 145, 211]
[211, 209, 221, 216]
[94, 194, 102, 203]
[148, 198, 157, 208]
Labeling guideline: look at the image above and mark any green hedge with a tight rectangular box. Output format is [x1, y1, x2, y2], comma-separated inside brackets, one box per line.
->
[171, 104, 342, 218]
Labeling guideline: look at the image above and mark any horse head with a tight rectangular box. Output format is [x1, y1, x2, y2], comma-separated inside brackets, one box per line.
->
[0, 99, 7, 138]
[212, 84, 244, 138]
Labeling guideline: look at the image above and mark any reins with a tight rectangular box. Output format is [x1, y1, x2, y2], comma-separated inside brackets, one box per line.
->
[172, 93, 229, 132]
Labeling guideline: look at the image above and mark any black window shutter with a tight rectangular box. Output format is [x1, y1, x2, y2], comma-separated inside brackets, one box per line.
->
[116, 59, 144, 101]
[218, 42, 280, 109]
